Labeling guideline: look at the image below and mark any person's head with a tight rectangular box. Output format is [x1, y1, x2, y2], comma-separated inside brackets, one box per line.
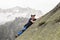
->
[31, 14, 36, 19]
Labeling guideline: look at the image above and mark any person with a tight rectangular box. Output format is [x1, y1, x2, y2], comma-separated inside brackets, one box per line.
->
[15, 14, 36, 38]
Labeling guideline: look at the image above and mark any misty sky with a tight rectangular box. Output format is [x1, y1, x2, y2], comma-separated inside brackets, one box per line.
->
[0, 0, 60, 13]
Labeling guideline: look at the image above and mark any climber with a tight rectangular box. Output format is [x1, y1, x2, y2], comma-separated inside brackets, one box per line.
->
[15, 14, 36, 38]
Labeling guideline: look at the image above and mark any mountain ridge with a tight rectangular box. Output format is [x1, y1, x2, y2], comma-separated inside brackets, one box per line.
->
[0, 6, 42, 24]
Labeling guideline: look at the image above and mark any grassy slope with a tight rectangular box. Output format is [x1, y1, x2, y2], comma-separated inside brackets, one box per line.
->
[16, 3, 60, 40]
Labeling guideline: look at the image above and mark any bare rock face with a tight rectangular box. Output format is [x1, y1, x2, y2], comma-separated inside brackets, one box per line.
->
[16, 3, 60, 40]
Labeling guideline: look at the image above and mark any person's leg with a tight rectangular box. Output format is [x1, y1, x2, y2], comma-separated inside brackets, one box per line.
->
[17, 26, 27, 36]
[15, 26, 27, 38]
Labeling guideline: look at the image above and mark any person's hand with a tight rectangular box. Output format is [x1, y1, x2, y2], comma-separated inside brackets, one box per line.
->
[31, 20, 35, 23]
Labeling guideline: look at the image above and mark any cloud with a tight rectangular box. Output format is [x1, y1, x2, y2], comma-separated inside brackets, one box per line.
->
[0, 0, 60, 13]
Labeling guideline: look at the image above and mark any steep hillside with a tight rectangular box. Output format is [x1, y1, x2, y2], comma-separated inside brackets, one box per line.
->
[16, 3, 60, 40]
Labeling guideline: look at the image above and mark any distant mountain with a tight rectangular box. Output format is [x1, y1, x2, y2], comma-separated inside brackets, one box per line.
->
[16, 3, 60, 40]
[0, 6, 42, 24]
[0, 6, 42, 17]
[0, 17, 28, 40]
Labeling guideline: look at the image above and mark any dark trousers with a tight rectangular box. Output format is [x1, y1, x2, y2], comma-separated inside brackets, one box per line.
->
[17, 26, 27, 36]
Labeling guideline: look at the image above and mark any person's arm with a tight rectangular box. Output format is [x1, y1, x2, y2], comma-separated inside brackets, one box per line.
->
[31, 20, 35, 23]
